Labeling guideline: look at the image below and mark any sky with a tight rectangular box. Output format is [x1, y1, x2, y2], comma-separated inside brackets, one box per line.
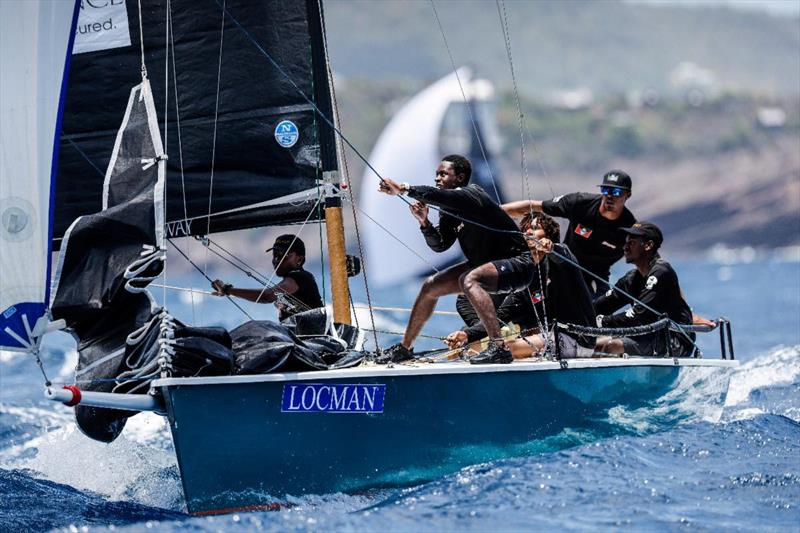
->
[628, 0, 800, 17]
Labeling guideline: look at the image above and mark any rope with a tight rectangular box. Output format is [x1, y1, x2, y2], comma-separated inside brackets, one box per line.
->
[195, 236, 316, 315]
[429, 0, 502, 203]
[168, 238, 253, 320]
[137, 0, 147, 78]
[557, 318, 672, 338]
[495, 0, 531, 203]
[346, 198, 441, 274]
[214, 0, 700, 356]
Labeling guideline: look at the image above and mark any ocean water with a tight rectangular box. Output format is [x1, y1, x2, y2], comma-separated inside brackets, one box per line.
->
[1, 258, 798, 531]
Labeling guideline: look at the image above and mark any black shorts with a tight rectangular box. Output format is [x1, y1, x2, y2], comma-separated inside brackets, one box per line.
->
[492, 253, 534, 293]
[622, 332, 695, 357]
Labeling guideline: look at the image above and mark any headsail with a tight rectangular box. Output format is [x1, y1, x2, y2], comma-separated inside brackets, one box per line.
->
[0, 0, 79, 351]
[55, 0, 337, 243]
[359, 69, 504, 288]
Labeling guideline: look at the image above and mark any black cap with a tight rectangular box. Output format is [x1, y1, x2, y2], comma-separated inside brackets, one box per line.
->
[266, 234, 305, 256]
[598, 170, 632, 191]
[620, 222, 663, 248]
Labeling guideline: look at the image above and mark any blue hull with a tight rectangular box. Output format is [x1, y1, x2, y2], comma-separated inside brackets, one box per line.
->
[155, 359, 735, 514]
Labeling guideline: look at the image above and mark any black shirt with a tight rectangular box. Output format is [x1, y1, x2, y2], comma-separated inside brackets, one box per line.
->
[409, 184, 527, 266]
[541, 192, 636, 284]
[594, 256, 692, 328]
[461, 244, 596, 342]
[279, 268, 323, 321]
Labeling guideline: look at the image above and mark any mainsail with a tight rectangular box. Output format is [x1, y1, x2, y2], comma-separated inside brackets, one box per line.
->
[56, 0, 337, 243]
[359, 69, 504, 288]
[0, 1, 78, 351]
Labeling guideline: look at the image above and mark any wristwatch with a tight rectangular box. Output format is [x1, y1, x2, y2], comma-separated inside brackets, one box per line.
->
[400, 182, 410, 194]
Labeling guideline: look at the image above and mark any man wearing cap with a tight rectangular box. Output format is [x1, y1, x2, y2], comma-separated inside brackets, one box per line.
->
[593, 222, 696, 357]
[502, 170, 636, 297]
[211, 234, 323, 321]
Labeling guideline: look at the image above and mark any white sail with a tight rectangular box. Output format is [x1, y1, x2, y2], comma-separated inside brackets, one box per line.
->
[359, 69, 499, 288]
[0, 0, 77, 350]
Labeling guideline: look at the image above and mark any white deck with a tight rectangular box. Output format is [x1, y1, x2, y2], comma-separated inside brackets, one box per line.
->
[152, 357, 739, 387]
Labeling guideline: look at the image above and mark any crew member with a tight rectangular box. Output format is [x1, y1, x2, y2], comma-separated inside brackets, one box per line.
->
[375, 154, 530, 365]
[502, 170, 636, 297]
[444, 213, 596, 358]
[211, 234, 322, 321]
[593, 222, 696, 356]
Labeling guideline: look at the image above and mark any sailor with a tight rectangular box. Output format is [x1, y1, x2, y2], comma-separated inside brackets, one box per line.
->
[375, 154, 530, 365]
[593, 222, 696, 357]
[211, 234, 323, 321]
[444, 213, 596, 358]
[502, 170, 636, 297]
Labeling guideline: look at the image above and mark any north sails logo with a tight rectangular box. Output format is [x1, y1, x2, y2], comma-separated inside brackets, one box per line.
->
[282, 384, 385, 413]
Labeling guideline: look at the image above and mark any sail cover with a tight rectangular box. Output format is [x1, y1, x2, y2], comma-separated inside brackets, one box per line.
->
[0, 1, 78, 351]
[55, 0, 337, 243]
[51, 79, 167, 442]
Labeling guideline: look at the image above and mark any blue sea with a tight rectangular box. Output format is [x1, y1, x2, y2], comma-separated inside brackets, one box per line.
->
[1, 257, 799, 531]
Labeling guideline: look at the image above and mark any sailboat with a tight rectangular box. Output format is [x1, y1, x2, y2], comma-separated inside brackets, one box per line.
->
[1, 0, 738, 515]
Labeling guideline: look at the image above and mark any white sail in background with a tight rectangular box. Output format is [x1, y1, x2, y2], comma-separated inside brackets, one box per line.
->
[0, 0, 77, 350]
[359, 69, 499, 288]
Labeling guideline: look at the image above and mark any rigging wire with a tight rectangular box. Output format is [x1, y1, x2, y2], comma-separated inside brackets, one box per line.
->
[429, 0, 502, 204]
[494, 0, 553, 345]
[161, 0, 171, 312]
[200, 0, 227, 326]
[169, 238, 253, 320]
[213, 1, 701, 354]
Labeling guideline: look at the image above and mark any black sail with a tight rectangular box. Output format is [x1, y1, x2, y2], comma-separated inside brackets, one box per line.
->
[51, 80, 167, 442]
[56, 0, 337, 244]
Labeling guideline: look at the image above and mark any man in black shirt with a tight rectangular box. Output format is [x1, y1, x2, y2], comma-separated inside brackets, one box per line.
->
[211, 234, 323, 321]
[502, 170, 636, 297]
[375, 154, 530, 364]
[445, 213, 595, 357]
[593, 222, 696, 357]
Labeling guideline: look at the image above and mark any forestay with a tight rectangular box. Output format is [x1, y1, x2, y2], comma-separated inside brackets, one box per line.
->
[0, 1, 78, 351]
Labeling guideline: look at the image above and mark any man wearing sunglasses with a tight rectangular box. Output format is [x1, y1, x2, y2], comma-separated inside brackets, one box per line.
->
[502, 170, 636, 297]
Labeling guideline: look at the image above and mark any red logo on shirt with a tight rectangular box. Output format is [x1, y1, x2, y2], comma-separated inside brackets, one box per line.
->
[574, 224, 593, 238]
[530, 291, 545, 304]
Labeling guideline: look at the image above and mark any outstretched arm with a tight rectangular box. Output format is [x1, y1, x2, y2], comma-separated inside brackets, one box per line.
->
[211, 278, 299, 304]
[502, 199, 544, 218]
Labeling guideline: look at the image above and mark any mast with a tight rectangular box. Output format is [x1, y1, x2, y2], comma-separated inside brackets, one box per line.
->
[324, 173, 351, 325]
[312, 0, 351, 325]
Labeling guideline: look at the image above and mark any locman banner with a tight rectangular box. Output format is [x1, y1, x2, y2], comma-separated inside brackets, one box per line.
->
[281, 383, 385, 413]
[73, 0, 132, 55]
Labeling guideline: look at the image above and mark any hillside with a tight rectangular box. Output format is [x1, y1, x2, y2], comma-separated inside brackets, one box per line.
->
[323, 0, 799, 96]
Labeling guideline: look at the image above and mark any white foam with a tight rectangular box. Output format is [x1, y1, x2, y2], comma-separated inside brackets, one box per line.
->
[725, 345, 800, 406]
[13, 421, 183, 511]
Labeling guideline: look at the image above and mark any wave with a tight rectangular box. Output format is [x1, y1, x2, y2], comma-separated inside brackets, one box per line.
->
[724, 345, 800, 423]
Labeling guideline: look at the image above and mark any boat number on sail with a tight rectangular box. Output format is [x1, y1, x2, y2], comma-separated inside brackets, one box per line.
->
[275, 120, 299, 148]
[281, 384, 385, 413]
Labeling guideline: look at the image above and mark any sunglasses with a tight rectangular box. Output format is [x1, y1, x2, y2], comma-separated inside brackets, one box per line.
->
[600, 186, 626, 197]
